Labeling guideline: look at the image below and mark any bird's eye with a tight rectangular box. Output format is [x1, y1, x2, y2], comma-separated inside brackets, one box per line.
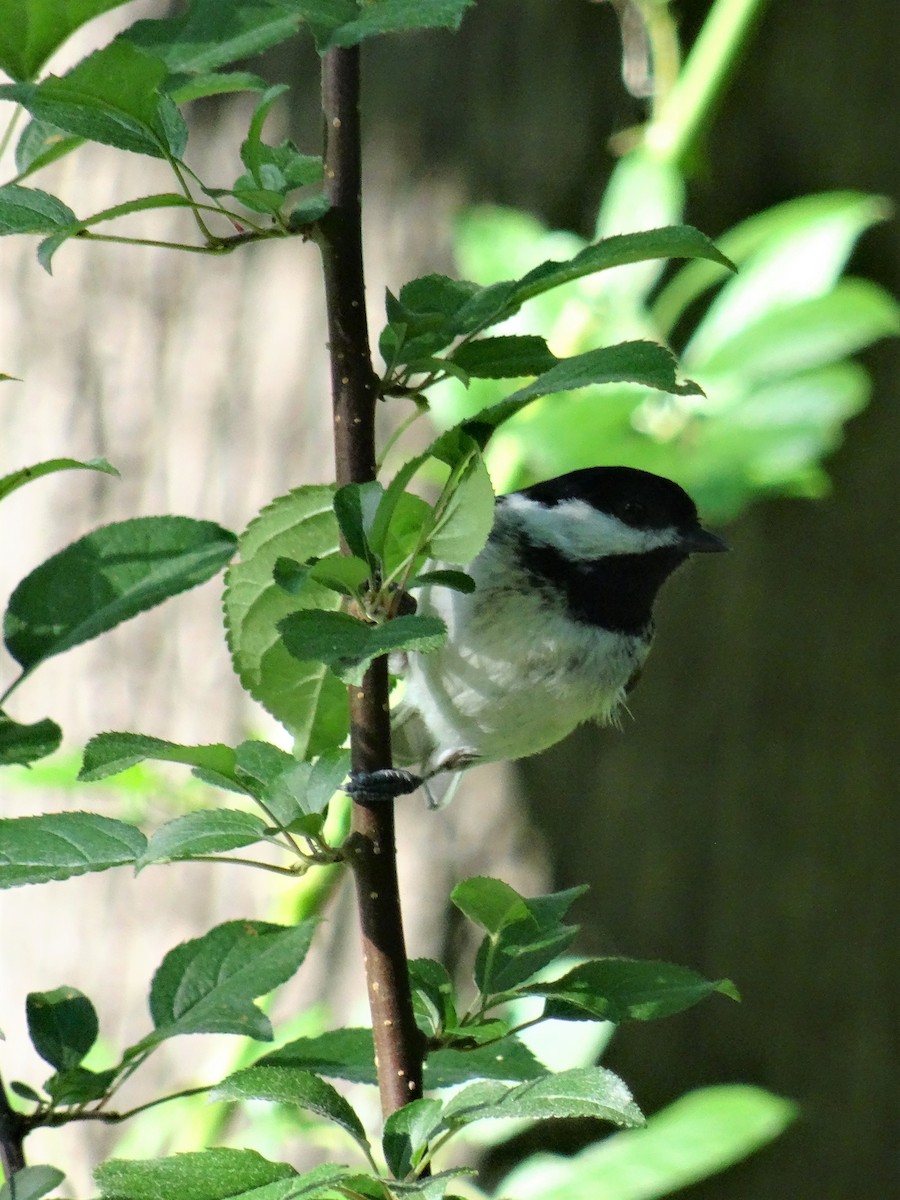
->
[616, 499, 647, 524]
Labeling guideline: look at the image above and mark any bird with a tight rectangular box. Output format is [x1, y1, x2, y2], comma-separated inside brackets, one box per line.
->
[353, 465, 728, 805]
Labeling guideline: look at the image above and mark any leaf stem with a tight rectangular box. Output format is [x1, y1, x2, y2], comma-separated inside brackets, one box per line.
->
[0, 1070, 27, 1181]
[644, 0, 771, 167]
[317, 45, 425, 1120]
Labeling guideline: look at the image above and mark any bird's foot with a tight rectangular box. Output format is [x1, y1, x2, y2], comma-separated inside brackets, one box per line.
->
[345, 768, 423, 801]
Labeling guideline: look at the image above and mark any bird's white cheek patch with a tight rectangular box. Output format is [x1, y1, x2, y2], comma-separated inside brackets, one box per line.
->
[498, 494, 680, 558]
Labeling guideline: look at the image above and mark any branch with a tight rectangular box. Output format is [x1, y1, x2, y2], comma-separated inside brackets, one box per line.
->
[0, 1070, 27, 1182]
[318, 45, 424, 1118]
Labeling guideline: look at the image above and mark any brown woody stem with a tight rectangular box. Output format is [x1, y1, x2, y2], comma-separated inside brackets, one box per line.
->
[318, 45, 424, 1117]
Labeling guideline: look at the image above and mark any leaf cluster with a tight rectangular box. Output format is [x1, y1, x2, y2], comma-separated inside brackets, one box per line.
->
[5, 879, 737, 1200]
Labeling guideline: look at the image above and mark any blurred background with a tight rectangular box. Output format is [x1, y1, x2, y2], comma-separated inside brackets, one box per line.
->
[1, 2, 898, 1198]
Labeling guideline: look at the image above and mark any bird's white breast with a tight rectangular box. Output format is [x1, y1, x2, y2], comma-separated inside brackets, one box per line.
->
[398, 535, 651, 770]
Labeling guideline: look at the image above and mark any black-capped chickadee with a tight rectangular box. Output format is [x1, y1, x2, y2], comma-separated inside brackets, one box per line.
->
[384, 466, 727, 804]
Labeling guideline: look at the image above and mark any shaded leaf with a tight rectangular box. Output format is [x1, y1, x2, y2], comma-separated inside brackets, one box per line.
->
[5, 517, 236, 676]
[279, 610, 446, 685]
[0, 812, 145, 889]
[0, 711, 61, 766]
[450, 335, 557, 379]
[26, 987, 98, 1070]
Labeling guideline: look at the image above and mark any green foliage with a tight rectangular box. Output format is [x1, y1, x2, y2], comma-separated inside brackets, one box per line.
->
[497, 1085, 798, 1200]
[436, 181, 897, 518]
[0, 1166, 65, 1200]
[0, 0, 838, 1196]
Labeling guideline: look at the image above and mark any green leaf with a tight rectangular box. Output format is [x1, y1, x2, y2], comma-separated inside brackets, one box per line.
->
[383, 1098, 445, 1179]
[333, 481, 384, 564]
[474, 341, 701, 436]
[654, 191, 892, 338]
[14, 119, 83, 181]
[524, 959, 739, 1023]
[508, 226, 734, 309]
[5, 516, 236, 677]
[0, 1166, 65, 1200]
[1, 42, 188, 158]
[0, 0, 133, 81]
[409, 959, 457, 1038]
[278, 610, 446, 684]
[497, 1085, 797, 1200]
[43, 1065, 116, 1104]
[145, 919, 317, 1045]
[681, 194, 893, 364]
[167, 70, 269, 104]
[425, 1037, 547, 1087]
[124, 1, 309, 74]
[287, 194, 330, 228]
[306, 748, 351, 812]
[263, 1026, 548, 1090]
[450, 1066, 643, 1129]
[223, 486, 347, 756]
[450, 335, 557, 379]
[260, 1027, 378, 1086]
[408, 569, 476, 594]
[79, 733, 239, 783]
[0, 812, 145, 889]
[312, 0, 474, 52]
[693, 278, 900, 380]
[234, 84, 323, 214]
[0, 184, 76, 235]
[94, 1149, 296, 1200]
[135, 810, 270, 870]
[452, 878, 585, 995]
[0, 456, 117, 503]
[0, 711, 61, 766]
[36, 192, 199, 271]
[213, 1065, 370, 1152]
[451, 877, 530, 934]
[426, 446, 494, 564]
[26, 987, 98, 1070]
[234, 740, 296, 794]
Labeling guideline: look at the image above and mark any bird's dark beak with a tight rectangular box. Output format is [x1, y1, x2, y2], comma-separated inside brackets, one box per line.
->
[680, 526, 730, 554]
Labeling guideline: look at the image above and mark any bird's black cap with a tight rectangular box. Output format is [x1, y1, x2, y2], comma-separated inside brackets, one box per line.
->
[516, 465, 728, 550]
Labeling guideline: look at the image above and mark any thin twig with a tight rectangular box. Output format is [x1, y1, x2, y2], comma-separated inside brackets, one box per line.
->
[317, 45, 425, 1119]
